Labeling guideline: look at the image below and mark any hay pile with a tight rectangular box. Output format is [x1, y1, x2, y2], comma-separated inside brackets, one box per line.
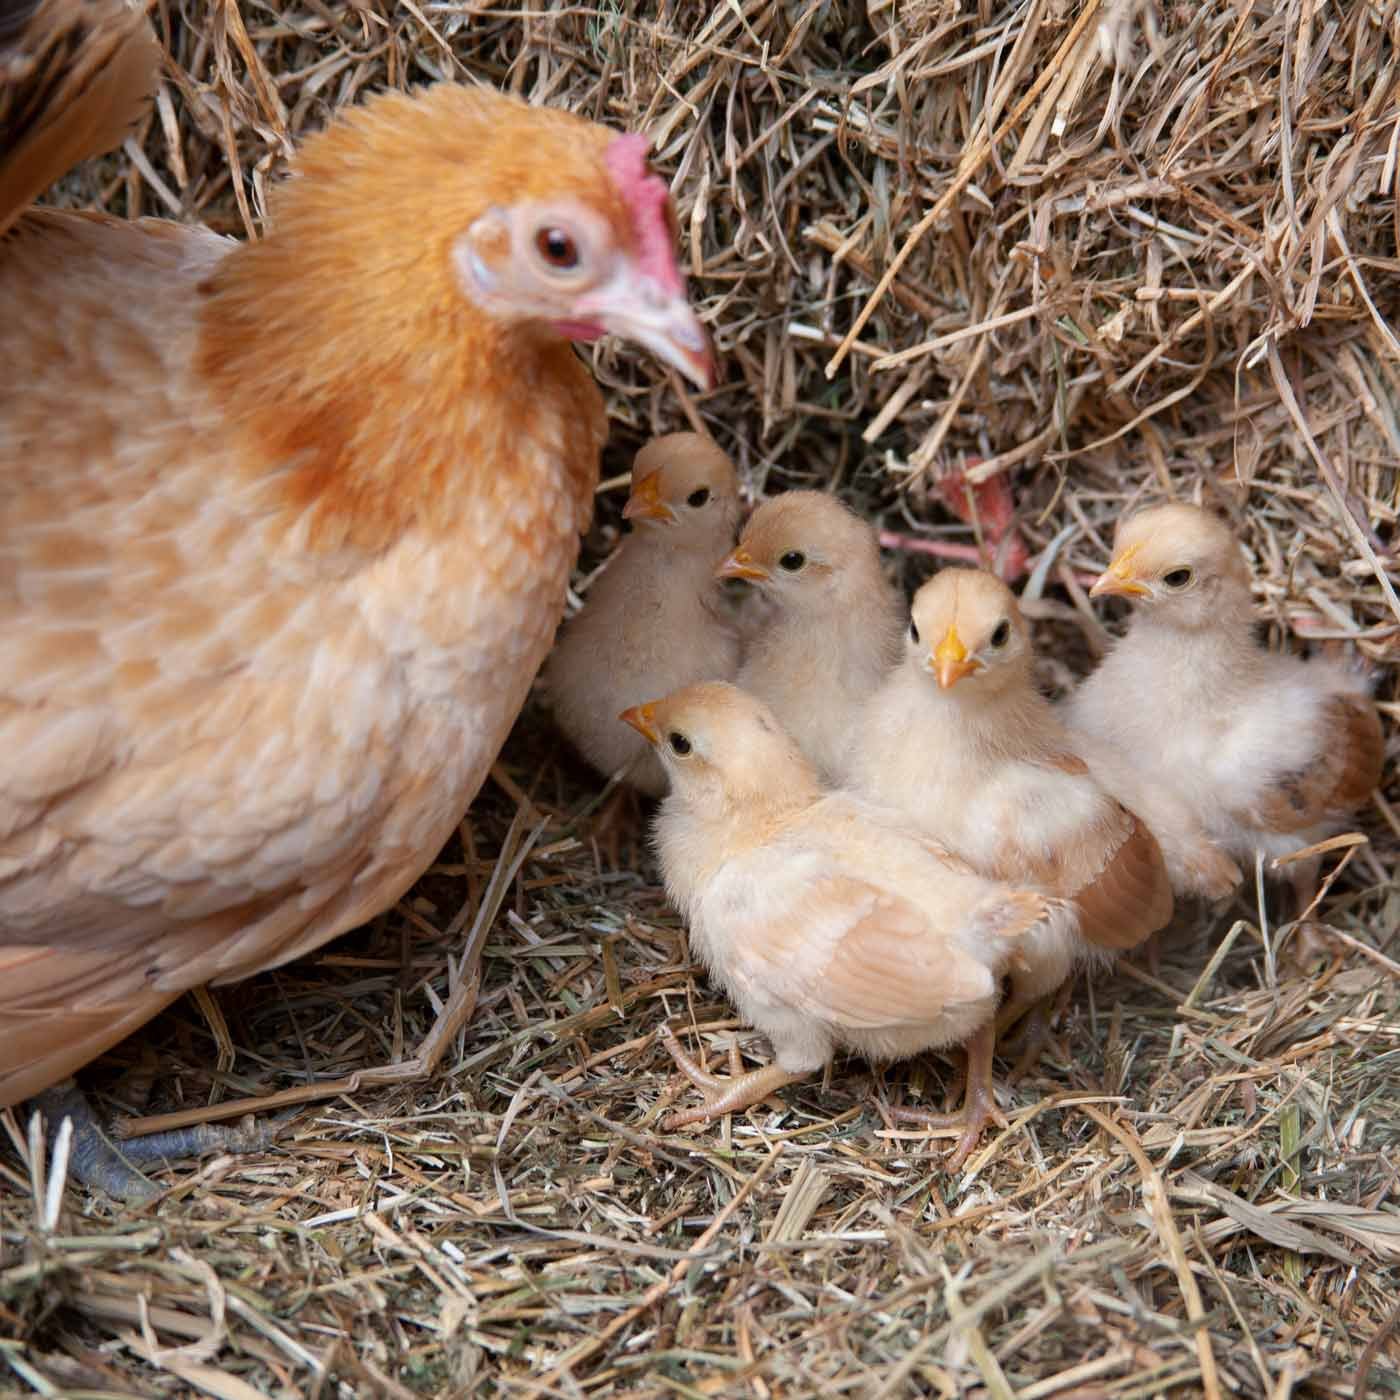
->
[3, 1, 1398, 1395]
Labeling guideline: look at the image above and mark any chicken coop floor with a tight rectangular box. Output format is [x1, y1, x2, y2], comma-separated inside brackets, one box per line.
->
[3, 0, 1398, 1395]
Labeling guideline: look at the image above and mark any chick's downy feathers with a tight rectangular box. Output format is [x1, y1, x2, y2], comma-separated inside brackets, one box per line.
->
[847, 568, 1172, 1019]
[718, 491, 904, 783]
[621, 682, 1074, 1129]
[1069, 502, 1384, 896]
[545, 433, 743, 796]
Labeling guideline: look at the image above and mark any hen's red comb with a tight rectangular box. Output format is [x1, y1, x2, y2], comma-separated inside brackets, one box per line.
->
[605, 133, 682, 296]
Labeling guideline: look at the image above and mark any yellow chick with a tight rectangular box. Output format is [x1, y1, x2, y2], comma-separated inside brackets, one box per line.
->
[621, 681, 1075, 1166]
[1067, 503, 1384, 904]
[717, 491, 903, 782]
[845, 569, 1173, 1062]
[545, 434, 743, 797]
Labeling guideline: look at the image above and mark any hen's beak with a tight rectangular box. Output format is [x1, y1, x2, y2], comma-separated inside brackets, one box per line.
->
[1089, 542, 1151, 599]
[586, 273, 715, 391]
[931, 625, 979, 690]
[622, 471, 675, 524]
[619, 702, 662, 745]
[716, 546, 769, 583]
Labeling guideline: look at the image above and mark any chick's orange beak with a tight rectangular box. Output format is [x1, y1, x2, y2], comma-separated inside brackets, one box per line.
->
[622, 471, 675, 523]
[932, 625, 979, 690]
[716, 546, 770, 582]
[619, 702, 662, 745]
[1089, 542, 1151, 599]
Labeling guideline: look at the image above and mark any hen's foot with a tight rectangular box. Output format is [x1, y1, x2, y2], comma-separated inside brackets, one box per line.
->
[657, 1024, 803, 1129]
[894, 1023, 1004, 1171]
[32, 1079, 282, 1204]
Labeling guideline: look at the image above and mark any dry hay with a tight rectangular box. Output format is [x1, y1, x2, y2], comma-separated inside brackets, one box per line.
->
[2, 0, 1399, 1395]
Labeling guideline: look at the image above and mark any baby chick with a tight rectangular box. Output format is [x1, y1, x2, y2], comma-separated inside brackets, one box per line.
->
[545, 434, 743, 797]
[718, 492, 903, 782]
[1067, 503, 1384, 905]
[621, 681, 1075, 1166]
[846, 569, 1173, 1064]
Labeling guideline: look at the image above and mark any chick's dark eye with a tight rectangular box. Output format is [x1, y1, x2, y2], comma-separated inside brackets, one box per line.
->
[778, 550, 806, 572]
[990, 620, 1011, 648]
[667, 731, 692, 756]
[686, 488, 710, 508]
[1162, 567, 1194, 589]
[535, 227, 579, 269]
[909, 619, 920, 644]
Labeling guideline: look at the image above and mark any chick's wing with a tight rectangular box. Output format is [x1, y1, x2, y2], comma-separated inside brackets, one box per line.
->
[700, 850, 997, 1034]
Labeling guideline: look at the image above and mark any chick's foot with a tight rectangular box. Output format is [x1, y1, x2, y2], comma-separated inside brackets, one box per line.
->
[893, 1023, 1005, 1171]
[657, 1024, 803, 1128]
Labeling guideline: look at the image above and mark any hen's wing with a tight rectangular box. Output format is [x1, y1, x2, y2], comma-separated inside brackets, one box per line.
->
[1246, 694, 1384, 834]
[0, 0, 159, 235]
[0, 216, 449, 1106]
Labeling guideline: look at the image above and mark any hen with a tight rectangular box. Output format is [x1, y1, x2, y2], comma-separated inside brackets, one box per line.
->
[0, 0, 710, 1191]
[622, 682, 1074, 1167]
[1068, 503, 1384, 906]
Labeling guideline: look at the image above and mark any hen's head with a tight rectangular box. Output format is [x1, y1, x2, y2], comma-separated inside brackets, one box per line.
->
[255, 84, 712, 388]
[908, 568, 1032, 697]
[1089, 503, 1251, 630]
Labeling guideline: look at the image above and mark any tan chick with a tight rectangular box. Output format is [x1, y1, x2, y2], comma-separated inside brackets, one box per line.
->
[544, 434, 743, 797]
[718, 492, 903, 782]
[846, 569, 1173, 1065]
[621, 681, 1075, 1167]
[1066, 503, 1385, 905]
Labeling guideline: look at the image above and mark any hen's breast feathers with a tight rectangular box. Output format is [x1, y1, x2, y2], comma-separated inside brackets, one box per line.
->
[0, 211, 603, 1102]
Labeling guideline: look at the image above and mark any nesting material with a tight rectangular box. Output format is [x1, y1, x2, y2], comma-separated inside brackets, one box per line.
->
[3, 2, 1396, 1396]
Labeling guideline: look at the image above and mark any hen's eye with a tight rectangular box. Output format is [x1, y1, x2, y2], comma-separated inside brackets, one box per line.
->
[1162, 567, 1194, 590]
[909, 619, 920, 644]
[668, 732, 692, 756]
[989, 620, 1011, 648]
[778, 550, 806, 572]
[686, 488, 711, 508]
[535, 227, 580, 270]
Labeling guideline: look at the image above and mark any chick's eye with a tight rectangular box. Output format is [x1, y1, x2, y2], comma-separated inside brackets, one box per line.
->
[779, 550, 806, 572]
[990, 620, 1011, 648]
[668, 731, 692, 756]
[909, 619, 920, 644]
[686, 488, 711, 508]
[1162, 567, 1194, 590]
[535, 227, 580, 270]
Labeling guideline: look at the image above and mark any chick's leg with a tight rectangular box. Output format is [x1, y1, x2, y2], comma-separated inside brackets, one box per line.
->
[33, 1079, 282, 1204]
[657, 1024, 805, 1129]
[995, 979, 1073, 1083]
[893, 1021, 1004, 1171]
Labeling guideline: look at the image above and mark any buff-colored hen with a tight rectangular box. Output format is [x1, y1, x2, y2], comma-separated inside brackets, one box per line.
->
[0, 0, 710, 1193]
[622, 682, 1075, 1166]
[544, 434, 742, 797]
[846, 569, 1173, 1078]
[718, 492, 903, 782]
[1067, 503, 1384, 904]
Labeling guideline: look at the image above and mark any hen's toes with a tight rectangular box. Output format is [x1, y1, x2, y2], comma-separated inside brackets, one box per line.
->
[32, 1080, 286, 1203]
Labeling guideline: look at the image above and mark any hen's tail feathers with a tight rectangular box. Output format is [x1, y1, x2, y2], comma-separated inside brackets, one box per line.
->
[0, 0, 158, 237]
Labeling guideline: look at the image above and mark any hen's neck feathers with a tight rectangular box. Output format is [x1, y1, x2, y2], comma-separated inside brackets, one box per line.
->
[195, 86, 616, 555]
